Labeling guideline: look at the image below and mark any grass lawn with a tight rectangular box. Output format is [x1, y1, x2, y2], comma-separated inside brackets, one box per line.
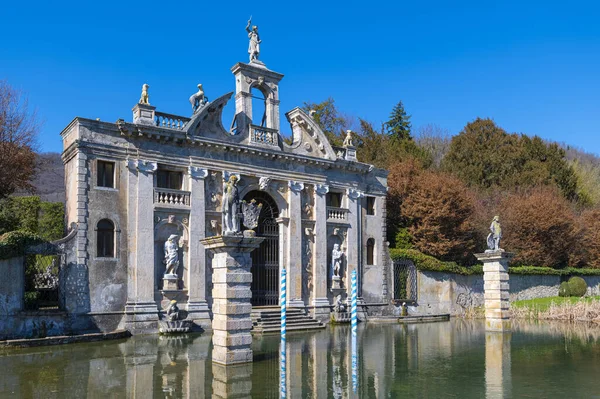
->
[512, 296, 600, 312]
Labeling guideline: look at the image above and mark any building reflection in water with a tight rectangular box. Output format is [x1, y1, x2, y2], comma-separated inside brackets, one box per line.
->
[0, 320, 527, 398]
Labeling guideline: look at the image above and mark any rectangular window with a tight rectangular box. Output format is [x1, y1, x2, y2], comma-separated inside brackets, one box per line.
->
[327, 192, 342, 208]
[157, 170, 183, 190]
[366, 196, 376, 215]
[97, 160, 115, 188]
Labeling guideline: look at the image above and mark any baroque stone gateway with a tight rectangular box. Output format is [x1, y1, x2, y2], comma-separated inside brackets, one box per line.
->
[58, 39, 388, 334]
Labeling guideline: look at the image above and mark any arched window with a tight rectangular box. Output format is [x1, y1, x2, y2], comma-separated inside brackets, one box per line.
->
[251, 88, 266, 127]
[97, 219, 115, 257]
[366, 238, 375, 265]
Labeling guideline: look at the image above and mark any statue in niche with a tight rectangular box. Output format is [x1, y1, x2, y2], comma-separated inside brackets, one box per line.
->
[486, 215, 503, 252]
[167, 300, 180, 321]
[139, 83, 150, 105]
[245, 17, 261, 62]
[343, 130, 354, 147]
[222, 175, 241, 235]
[164, 235, 180, 275]
[331, 243, 343, 278]
[189, 83, 208, 113]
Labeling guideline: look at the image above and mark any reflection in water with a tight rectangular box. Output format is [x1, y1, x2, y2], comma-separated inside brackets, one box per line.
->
[485, 332, 511, 399]
[2, 320, 600, 397]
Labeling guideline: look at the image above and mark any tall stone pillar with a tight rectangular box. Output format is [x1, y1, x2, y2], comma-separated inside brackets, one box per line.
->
[201, 235, 264, 365]
[312, 184, 330, 320]
[187, 166, 211, 329]
[345, 189, 363, 301]
[125, 159, 159, 330]
[287, 181, 305, 308]
[475, 251, 514, 331]
[485, 331, 512, 398]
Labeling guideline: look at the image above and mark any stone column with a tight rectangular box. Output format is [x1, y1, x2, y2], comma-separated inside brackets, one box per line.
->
[475, 251, 514, 331]
[187, 166, 211, 329]
[345, 189, 363, 301]
[125, 159, 159, 330]
[287, 181, 305, 308]
[485, 332, 512, 398]
[201, 235, 264, 365]
[312, 184, 330, 320]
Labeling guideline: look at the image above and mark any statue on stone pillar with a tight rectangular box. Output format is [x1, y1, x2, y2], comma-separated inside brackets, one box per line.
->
[343, 130, 354, 147]
[222, 175, 241, 235]
[245, 18, 261, 62]
[164, 234, 180, 275]
[189, 84, 208, 113]
[140, 83, 150, 105]
[486, 216, 503, 252]
[139, 83, 150, 105]
[331, 243, 343, 278]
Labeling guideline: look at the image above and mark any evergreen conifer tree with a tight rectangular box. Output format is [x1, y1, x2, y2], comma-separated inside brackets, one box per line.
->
[385, 101, 412, 140]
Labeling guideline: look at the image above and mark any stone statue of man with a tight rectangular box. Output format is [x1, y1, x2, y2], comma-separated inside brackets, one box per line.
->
[222, 175, 241, 235]
[164, 234, 180, 275]
[487, 216, 502, 251]
[331, 243, 343, 277]
[245, 18, 261, 62]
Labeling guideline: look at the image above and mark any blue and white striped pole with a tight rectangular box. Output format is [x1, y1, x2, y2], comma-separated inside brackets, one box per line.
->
[280, 335, 287, 398]
[281, 268, 287, 339]
[351, 269, 358, 336]
[351, 328, 358, 393]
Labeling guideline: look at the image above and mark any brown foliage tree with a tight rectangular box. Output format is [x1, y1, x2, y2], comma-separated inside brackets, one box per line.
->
[0, 81, 39, 198]
[579, 209, 600, 269]
[387, 159, 478, 262]
[499, 186, 578, 267]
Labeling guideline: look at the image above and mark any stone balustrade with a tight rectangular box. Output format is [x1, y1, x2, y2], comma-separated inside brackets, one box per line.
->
[155, 111, 191, 130]
[327, 207, 348, 222]
[250, 125, 279, 146]
[154, 188, 191, 206]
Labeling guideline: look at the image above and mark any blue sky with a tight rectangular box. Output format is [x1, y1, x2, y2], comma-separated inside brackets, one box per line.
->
[2, 0, 599, 155]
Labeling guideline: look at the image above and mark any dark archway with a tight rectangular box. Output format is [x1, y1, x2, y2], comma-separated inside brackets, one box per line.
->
[243, 190, 280, 306]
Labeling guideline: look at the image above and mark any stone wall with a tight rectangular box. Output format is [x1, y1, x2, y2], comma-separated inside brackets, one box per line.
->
[412, 269, 600, 316]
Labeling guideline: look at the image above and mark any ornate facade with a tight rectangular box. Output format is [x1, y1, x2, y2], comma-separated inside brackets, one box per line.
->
[61, 59, 388, 333]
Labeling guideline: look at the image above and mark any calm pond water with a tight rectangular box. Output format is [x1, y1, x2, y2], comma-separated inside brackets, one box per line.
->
[1, 319, 600, 398]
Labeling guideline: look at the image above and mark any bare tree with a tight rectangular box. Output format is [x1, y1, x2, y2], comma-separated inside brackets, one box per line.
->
[414, 124, 452, 168]
[0, 81, 39, 198]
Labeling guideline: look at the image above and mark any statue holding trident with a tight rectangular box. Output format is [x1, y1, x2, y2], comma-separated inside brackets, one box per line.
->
[245, 16, 261, 62]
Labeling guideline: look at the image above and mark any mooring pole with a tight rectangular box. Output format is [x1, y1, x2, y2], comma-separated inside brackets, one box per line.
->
[351, 269, 358, 335]
[281, 268, 287, 338]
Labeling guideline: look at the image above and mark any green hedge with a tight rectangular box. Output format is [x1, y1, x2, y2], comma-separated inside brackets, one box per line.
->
[0, 231, 45, 260]
[390, 249, 600, 277]
[390, 249, 483, 275]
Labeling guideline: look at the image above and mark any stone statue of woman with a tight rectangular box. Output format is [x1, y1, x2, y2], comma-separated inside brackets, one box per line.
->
[331, 243, 343, 277]
[164, 234, 180, 275]
[222, 175, 241, 235]
[245, 18, 261, 62]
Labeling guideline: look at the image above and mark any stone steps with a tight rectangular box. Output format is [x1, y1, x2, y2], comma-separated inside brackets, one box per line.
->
[251, 306, 326, 334]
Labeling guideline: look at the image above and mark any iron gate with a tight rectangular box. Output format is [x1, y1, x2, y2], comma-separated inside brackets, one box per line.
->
[393, 259, 418, 302]
[245, 191, 280, 306]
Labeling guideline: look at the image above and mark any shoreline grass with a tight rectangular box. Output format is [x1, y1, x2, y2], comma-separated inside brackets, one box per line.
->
[511, 296, 600, 322]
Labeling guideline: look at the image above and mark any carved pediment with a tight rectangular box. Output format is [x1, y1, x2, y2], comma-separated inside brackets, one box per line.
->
[184, 92, 237, 141]
[283, 108, 337, 160]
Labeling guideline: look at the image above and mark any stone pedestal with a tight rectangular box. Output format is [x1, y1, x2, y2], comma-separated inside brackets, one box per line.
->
[132, 103, 156, 126]
[162, 274, 179, 291]
[485, 332, 512, 398]
[475, 251, 514, 332]
[201, 235, 264, 365]
[344, 145, 357, 161]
